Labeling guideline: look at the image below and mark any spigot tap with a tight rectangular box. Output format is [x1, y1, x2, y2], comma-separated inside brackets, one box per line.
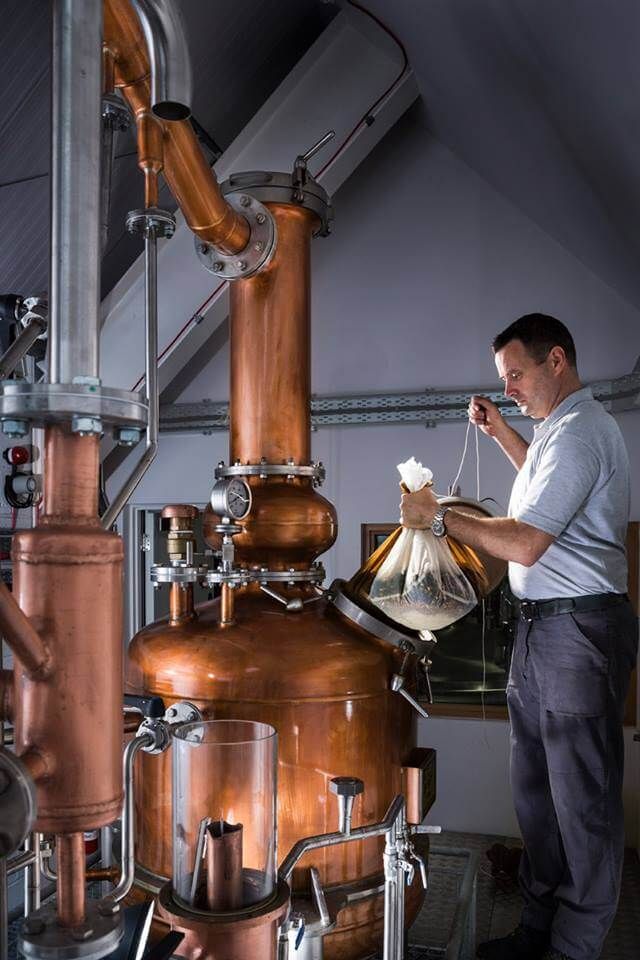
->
[329, 776, 364, 836]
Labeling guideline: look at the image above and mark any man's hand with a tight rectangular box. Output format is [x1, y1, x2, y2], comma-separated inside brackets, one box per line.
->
[469, 395, 505, 438]
[400, 485, 439, 529]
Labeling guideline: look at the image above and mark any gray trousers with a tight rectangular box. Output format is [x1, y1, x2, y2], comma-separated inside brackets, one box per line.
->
[506, 601, 638, 960]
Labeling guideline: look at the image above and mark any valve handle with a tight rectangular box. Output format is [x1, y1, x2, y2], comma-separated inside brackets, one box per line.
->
[300, 130, 335, 164]
[123, 693, 165, 719]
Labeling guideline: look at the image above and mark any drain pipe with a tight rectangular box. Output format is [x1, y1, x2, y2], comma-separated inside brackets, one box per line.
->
[130, 0, 192, 121]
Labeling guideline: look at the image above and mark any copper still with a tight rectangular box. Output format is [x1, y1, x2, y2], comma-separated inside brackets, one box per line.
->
[126, 184, 428, 958]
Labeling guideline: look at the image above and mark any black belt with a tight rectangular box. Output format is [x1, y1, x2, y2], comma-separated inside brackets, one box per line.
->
[515, 592, 628, 622]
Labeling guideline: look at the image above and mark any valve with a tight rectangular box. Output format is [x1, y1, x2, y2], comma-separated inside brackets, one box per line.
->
[292, 131, 335, 203]
[391, 648, 430, 719]
[329, 776, 364, 836]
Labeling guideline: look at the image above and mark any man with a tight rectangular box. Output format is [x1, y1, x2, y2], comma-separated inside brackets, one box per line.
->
[401, 313, 637, 960]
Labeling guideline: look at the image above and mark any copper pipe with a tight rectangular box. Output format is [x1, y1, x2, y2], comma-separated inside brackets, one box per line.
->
[0, 669, 12, 722]
[103, 43, 116, 93]
[205, 821, 243, 911]
[0, 582, 50, 680]
[169, 584, 194, 625]
[104, 0, 250, 253]
[230, 204, 314, 464]
[42, 427, 99, 525]
[56, 833, 86, 927]
[136, 109, 164, 208]
[220, 584, 234, 625]
[86, 866, 119, 883]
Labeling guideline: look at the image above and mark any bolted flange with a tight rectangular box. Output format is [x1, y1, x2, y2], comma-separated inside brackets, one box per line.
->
[195, 193, 277, 280]
[126, 207, 176, 240]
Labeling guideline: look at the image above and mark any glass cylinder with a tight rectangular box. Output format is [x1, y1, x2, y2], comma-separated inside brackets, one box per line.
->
[172, 720, 277, 912]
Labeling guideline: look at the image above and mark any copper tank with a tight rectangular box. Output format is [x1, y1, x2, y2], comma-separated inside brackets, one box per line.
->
[127, 198, 424, 958]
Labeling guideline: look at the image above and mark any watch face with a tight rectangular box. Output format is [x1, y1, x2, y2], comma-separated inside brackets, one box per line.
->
[225, 479, 251, 519]
[432, 517, 446, 538]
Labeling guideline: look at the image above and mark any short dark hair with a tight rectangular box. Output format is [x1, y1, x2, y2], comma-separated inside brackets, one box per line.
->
[492, 313, 577, 368]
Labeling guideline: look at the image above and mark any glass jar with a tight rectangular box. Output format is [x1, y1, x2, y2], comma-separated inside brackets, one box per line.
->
[172, 720, 277, 912]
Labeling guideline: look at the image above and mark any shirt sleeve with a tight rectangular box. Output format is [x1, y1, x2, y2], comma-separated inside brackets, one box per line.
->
[513, 431, 601, 537]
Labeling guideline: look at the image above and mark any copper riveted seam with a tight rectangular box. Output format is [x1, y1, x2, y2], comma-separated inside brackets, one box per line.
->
[56, 833, 86, 927]
[104, 0, 250, 254]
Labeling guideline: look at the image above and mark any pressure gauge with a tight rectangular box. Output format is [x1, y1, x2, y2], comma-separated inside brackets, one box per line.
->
[210, 478, 252, 520]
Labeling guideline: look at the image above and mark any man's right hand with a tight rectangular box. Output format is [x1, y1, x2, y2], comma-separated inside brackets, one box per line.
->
[469, 395, 505, 438]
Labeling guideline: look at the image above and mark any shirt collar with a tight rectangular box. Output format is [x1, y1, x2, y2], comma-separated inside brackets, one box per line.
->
[533, 386, 593, 435]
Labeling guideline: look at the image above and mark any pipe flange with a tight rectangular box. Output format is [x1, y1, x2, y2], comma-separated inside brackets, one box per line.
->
[126, 207, 176, 240]
[0, 382, 147, 434]
[222, 171, 333, 237]
[151, 563, 207, 585]
[215, 460, 326, 487]
[195, 193, 277, 280]
[256, 565, 325, 585]
[18, 900, 123, 960]
[0, 749, 37, 857]
[204, 568, 253, 588]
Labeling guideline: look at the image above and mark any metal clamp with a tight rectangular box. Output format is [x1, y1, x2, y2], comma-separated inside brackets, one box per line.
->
[151, 562, 208, 585]
[329, 580, 432, 657]
[196, 192, 277, 280]
[256, 565, 326, 585]
[215, 459, 326, 487]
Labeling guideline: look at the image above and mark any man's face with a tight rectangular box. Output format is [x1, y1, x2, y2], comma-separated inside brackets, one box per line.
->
[494, 339, 556, 419]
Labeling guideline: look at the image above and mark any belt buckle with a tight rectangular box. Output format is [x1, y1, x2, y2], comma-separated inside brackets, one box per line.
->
[520, 600, 536, 622]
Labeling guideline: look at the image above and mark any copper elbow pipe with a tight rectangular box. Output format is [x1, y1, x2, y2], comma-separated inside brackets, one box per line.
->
[0, 582, 50, 680]
[0, 668, 13, 722]
[104, 0, 250, 254]
[56, 833, 86, 927]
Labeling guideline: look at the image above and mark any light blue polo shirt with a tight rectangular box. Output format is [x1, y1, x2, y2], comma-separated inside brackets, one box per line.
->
[508, 386, 630, 600]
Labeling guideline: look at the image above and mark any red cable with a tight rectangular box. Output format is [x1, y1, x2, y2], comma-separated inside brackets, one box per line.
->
[316, 0, 409, 179]
[130, 280, 227, 391]
[129, 1, 407, 392]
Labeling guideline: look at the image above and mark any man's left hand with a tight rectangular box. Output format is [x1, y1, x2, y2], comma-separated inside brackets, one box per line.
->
[400, 485, 439, 529]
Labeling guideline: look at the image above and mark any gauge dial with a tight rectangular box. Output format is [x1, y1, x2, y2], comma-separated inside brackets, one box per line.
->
[210, 478, 252, 520]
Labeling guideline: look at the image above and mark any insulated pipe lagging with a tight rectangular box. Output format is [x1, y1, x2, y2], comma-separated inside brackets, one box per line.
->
[130, 0, 192, 121]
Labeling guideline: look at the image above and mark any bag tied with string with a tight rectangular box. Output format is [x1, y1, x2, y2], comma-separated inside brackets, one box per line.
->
[349, 457, 480, 632]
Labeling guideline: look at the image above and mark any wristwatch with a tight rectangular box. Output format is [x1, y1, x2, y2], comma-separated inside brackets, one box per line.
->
[431, 506, 451, 538]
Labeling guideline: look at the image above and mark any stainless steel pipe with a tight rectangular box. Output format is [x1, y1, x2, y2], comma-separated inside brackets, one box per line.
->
[101, 224, 159, 529]
[279, 795, 409, 960]
[49, 0, 103, 384]
[102, 731, 153, 906]
[130, 0, 192, 121]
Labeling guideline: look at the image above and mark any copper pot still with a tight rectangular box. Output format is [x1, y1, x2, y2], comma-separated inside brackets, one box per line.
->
[126, 188, 430, 958]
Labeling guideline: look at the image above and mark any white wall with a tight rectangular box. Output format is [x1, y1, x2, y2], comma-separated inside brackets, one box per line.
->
[110, 102, 640, 840]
